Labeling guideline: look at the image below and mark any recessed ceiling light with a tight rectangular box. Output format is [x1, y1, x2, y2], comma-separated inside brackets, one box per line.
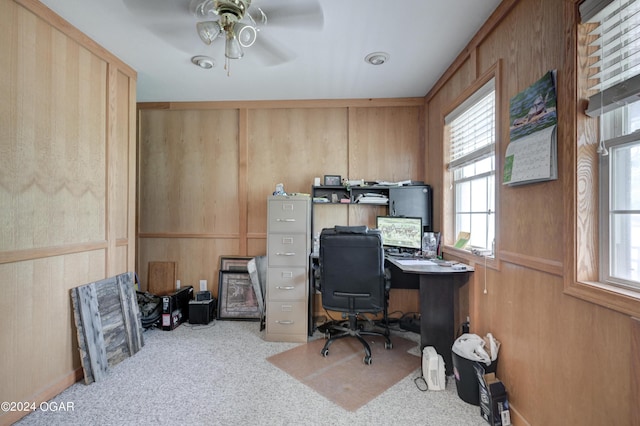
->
[191, 55, 215, 69]
[365, 52, 389, 66]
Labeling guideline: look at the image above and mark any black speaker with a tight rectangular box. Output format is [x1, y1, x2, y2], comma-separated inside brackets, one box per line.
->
[188, 299, 216, 325]
[196, 290, 212, 301]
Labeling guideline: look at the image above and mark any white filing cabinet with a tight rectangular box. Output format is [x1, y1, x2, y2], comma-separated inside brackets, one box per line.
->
[265, 195, 310, 343]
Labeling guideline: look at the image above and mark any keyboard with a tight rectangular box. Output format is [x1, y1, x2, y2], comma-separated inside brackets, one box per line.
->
[386, 251, 415, 258]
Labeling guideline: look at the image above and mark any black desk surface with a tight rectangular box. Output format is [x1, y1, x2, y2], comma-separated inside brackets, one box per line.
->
[384, 256, 474, 274]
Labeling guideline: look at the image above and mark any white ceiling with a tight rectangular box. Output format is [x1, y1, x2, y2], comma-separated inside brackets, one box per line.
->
[38, 0, 502, 102]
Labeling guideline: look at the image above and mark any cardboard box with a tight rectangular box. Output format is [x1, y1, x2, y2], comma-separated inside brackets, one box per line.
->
[475, 367, 511, 426]
[161, 286, 193, 330]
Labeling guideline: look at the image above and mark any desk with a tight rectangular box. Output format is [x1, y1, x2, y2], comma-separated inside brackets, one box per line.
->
[385, 257, 473, 375]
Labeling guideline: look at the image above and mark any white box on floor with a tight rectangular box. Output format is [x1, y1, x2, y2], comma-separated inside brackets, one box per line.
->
[422, 346, 445, 390]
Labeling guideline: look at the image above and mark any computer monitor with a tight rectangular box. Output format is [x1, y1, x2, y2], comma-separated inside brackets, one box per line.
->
[375, 216, 423, 251]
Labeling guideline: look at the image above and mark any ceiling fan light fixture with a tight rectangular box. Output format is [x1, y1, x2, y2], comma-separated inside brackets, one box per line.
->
[224, 29, 244, 59]
[191, 55, 215, 69]
[365, 52, 389, 66]
[236, 24, 257, 47]
[196, 21, 222, 45]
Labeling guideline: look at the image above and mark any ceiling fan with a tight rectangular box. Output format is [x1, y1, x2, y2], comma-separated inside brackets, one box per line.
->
[123, 0, 324, 73]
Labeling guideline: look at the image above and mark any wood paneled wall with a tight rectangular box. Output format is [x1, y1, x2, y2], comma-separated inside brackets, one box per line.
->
[0, 1, 137, 424]
[426, 0, 636, 424]
[137, 100, 423, 318]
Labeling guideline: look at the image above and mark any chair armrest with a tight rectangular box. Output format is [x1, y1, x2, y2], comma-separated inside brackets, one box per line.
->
[384, 267, 391, 292]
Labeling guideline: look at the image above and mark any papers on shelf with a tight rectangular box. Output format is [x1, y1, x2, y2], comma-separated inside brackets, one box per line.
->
[375, 180, 413, 186]
[354, 193, 388, 204]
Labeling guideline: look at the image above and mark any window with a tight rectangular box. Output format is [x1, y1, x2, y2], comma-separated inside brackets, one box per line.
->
[583, 0, 640, 292]
[446, 79, 496, 251]
[599, 107, 640, 290]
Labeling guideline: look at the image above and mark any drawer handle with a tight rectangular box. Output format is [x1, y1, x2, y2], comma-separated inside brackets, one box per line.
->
[276, 252, 296, 256]
[276, 286, 295, 290]
[276, 218, 296, 222]
[275, 320, 294, 325]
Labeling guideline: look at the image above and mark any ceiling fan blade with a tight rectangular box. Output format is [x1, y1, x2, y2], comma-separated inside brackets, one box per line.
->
[257, 2, 324, 31]
[148, 22, 205, 52]
[122, 0, 193, 19]
[123, 0, 203, 52]
[250, 32, 296, 66]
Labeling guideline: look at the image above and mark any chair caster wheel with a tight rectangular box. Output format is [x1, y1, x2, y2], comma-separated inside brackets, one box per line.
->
[385, 341, 393, 350]
[363, 356, 372, 365]
[321, 348, 329, 357]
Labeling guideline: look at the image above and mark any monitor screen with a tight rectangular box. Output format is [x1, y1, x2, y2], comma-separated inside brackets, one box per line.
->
[375, 216, 423, 250]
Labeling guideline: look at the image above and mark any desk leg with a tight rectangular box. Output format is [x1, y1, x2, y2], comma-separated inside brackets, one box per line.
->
[419, 274, 457, 376]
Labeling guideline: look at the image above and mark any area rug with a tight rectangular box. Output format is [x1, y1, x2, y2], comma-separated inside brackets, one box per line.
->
[267, 334, 420, 411]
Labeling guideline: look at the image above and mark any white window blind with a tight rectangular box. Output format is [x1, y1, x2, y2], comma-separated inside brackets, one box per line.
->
[584, 0, 640, 116]
[446, 79, 496, 169]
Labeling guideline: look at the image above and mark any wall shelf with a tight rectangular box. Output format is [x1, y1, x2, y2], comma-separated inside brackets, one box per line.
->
[311, 183, 433, 232]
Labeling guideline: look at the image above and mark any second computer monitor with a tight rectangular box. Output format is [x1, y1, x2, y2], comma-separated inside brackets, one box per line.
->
[375, 216, 422, 251]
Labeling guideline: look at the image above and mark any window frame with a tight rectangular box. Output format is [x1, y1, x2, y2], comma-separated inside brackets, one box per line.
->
[566, 3, 640, 317]
[442, 63, 501, 262]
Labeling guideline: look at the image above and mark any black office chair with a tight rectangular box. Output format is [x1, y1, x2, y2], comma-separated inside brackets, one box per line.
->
[318, 225, 392, 365]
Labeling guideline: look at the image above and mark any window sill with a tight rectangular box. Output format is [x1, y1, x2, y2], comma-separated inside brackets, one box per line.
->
[442, 245, 499, 270]
[564, 279, 640, 318]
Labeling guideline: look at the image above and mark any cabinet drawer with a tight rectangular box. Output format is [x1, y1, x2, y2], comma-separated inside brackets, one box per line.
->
[266, 301, 307, 335]
[268, 200, 308, 233]
[267, 267, 307, 300]
[268, 235, 308, 266]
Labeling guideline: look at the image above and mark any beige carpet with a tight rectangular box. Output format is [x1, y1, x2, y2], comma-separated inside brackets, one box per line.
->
[267, 334, 420, 411]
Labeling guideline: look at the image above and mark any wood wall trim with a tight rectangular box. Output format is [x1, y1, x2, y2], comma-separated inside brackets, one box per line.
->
[106, 63, 116, 276]
[137, 98, 425, 111]
[499, 250, 564, 277]
[565, 281, 640, 318]
[14, 0, 136, 78]
[127, 76, 137, 270]
[238, 109, 248, 255]
[0, 241, 108, 264]
[632, 317, 640, 426]
[138, 233, 240, 239]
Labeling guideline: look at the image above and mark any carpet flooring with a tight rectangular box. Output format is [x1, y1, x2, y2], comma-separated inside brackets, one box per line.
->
[14, 321, 486, 426]
[268, 334, 419, 411]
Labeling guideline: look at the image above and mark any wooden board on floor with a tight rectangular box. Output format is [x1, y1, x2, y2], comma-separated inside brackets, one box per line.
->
[148, 261, 176, 296]
[71, 272, 144, 384]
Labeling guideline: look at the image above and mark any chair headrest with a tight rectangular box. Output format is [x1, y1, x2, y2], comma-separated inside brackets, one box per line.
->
[334, 225, 368, 234]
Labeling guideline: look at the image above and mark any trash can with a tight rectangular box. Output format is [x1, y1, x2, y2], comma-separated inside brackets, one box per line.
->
[452, 351, 498, 405]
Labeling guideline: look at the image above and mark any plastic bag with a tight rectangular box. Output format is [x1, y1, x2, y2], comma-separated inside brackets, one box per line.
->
[452, 333, 500, 366]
